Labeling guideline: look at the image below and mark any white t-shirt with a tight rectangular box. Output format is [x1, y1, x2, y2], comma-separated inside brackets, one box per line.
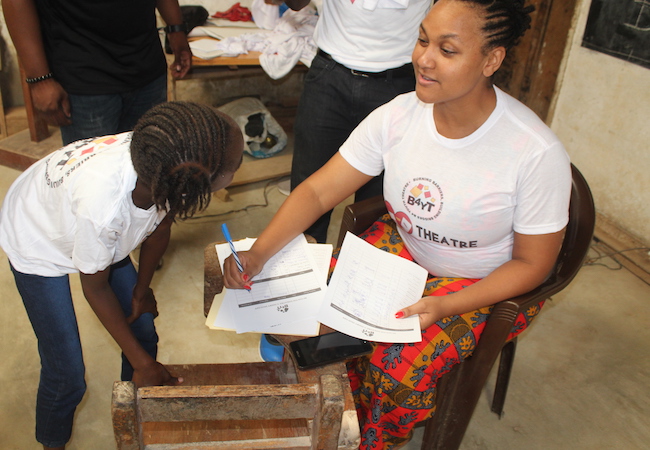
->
[314, 0, 431, 72]
[0, 132, 167, 277]
[340, 88, 572, 279]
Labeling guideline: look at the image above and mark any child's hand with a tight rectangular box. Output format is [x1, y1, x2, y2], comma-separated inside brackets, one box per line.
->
[126, 287, 158, 324]
[132, 361, 183, 388]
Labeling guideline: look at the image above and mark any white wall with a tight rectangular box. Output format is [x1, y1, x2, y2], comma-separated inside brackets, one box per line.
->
[550, 0, 650, 245]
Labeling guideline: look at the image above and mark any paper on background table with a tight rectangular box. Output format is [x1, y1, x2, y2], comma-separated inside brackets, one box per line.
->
[318, 232, 428, 343]
[206, 236, 332, 336]
[205, 18, 260, 29]
[190, 25, 271, 40]
[189, 39, 226, 59]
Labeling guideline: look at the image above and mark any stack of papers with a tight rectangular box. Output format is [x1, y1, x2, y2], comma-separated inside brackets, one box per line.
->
[207, 235, 331, 336]
[318, 233, 427, 343]
[206, 232, 429, 343]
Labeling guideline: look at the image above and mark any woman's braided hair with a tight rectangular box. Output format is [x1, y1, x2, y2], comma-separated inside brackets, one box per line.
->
[131, 101, 242, 219]
[449, 0, 535, 51]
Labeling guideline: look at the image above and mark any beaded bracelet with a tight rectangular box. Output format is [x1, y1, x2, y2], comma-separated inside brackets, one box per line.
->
[25, 73, 54, 84]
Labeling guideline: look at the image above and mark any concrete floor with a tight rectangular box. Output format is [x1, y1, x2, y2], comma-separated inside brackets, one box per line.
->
[0, 161, 649, 449]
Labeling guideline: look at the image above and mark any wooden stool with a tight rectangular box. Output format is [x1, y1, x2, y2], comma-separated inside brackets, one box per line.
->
[112, 361, 358, 449]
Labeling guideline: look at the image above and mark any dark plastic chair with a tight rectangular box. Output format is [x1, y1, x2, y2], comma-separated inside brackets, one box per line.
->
[335, 164, 595, 450]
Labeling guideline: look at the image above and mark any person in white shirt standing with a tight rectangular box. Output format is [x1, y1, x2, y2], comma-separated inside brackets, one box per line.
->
[284, 0, 432, 244]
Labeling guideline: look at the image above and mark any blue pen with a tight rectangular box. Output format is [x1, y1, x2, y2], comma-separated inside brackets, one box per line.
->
[221, 223, 244, 273]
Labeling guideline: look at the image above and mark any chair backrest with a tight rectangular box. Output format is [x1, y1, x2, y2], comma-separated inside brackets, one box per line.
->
[336, 195, 387, 248]
[554, 164, 597, 286]
[508, 163, 596, 310]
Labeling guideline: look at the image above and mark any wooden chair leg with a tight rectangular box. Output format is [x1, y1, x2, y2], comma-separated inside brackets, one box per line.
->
[312, 374, 345, 450]
[0, 84, 8, 139]
[18, 62, 50, 142]
[491, 338, 517, 418]
[111, 381, 140, 450]
[420, 303, 519, 450]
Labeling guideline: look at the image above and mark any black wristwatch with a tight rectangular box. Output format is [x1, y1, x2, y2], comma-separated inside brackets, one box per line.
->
[164, 23, 188, 34]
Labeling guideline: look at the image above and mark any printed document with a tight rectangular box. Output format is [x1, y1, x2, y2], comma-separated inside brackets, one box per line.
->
[207, 235, 331, 335]
[318, 232, 428, 343]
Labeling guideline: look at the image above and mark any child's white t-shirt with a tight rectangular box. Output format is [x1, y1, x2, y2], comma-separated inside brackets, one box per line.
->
[339, 88, 572, 279]
[0, 132, 167, 277]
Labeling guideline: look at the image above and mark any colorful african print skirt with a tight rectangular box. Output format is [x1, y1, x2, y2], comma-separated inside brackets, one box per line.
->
[331, 214, 544, 449]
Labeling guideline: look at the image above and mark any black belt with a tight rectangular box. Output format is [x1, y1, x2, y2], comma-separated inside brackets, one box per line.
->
[317, 49, 414, 79]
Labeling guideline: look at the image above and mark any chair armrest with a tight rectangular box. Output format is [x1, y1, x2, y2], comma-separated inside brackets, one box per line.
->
[504, 268, 578, 315]
[336, 195, 387, 248]
[204, 242, 224, 316]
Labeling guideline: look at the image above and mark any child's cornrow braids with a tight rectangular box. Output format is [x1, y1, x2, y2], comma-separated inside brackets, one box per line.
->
[131, 101, 234, 219]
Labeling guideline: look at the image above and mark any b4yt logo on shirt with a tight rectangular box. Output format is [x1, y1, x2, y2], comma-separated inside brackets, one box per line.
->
[402, 178, 444, 221]
[46, 136, 121, 188]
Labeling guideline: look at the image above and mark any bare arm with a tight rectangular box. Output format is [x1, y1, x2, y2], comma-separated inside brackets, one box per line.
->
[80, 268, 181, 388]
[2, 0, 71, 125]
[135, 214, 172, 297]
[398, 229, 565, 329]
[156, 0, 192, 79]
[223, 153, 373, 288]
[125, 214, 173, 323]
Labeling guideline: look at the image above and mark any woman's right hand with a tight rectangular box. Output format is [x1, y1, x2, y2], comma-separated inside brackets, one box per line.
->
[223, 251, 263, 290]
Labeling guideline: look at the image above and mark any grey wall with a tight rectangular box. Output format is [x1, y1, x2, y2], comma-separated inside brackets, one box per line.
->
[549, 0, 650, 246]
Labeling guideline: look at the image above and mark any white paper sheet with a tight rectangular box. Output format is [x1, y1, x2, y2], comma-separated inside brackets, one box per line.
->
[189, 25, 270, 40]
[318, 232, 427, 343]
[206, 236, 332, 336]
[188, 38, 226, 59]
[206, 18, 260, 29]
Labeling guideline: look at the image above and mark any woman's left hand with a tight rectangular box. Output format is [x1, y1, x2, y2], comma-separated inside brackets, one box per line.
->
[396, 296, 446, 330]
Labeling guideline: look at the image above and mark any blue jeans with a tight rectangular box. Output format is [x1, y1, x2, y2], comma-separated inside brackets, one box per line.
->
[290, 51, 416, 243]
[60, 74, 167, 145]
[10, 257, 158, 447]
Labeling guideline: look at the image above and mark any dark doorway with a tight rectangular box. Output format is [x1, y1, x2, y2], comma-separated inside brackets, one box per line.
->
[493, 0, 579, 122]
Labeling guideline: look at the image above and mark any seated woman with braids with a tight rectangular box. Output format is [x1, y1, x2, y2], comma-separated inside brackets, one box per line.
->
[223, 1, 572, 448]
[0, 101, 243, 450]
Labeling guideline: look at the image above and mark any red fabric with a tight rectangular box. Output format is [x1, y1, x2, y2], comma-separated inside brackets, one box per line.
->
[212, 2, 253, 22]
[331, 214, 545, 449]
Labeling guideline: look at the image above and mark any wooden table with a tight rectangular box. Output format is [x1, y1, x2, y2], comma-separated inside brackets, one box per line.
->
[167, 37, 307, 101]
[167, 46, 268, 102]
